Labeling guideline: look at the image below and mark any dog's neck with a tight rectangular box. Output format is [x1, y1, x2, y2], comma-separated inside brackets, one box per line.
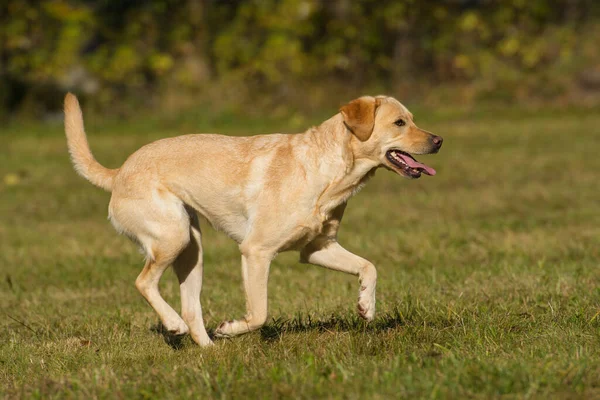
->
[304, 114, 379, 217]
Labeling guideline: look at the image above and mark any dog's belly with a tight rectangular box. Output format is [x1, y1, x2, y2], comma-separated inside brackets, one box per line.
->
[180, 186, 326, 250]
[175, 187, 251, 243]
[187, 200, 324, 250]
[198, 210, 249, 244]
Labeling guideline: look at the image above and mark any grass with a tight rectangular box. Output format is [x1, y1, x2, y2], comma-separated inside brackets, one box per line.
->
[1, 104, 599, 399]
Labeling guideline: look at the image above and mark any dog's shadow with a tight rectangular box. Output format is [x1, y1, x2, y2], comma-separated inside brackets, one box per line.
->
[258, 310, 406, 342]
[150, 323, 188, 350]
[150, 309, 406, 349]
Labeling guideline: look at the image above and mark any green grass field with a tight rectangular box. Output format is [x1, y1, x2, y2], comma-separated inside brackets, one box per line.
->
[1, 105, 599, 399]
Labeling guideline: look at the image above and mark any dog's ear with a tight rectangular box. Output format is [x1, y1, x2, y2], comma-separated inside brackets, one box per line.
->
[340, 96, 381, 142]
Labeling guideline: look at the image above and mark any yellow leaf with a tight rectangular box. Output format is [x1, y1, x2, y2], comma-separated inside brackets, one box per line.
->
[4, 173, 20, 186]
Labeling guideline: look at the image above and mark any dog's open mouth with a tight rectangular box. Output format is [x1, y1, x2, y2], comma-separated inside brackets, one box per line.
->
[385, 150, 436, 178]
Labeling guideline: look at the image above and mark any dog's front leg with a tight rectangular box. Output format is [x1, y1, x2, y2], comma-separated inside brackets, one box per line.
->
[300, 241, 377, 320]
[215, 249, 273, 337]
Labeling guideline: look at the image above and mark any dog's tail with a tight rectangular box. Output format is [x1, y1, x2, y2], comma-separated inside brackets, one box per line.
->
[64, 93, 118, 192]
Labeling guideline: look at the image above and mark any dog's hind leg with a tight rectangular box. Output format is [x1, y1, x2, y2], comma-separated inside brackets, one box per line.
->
[173, 212, 213, 346]
[113, 193, 192, 336]
[135, 233, 190, 335]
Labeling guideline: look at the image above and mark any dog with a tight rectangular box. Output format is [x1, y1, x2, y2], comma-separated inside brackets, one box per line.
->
[64, 94, 442, 346]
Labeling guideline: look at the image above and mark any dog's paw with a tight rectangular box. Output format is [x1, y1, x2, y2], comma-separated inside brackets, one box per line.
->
[357, 285, 375, 321]
[214, 319, 246, 338]
[214, 320, 234, 338]
[164, 318, 190, 336]
[193, 336, 214, 347]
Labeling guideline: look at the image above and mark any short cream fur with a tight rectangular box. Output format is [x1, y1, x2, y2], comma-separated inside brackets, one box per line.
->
[64, 93, 442, 346]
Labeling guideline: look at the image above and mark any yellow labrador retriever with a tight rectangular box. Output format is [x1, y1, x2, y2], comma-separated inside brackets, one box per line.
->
[64, 94, 442, 346]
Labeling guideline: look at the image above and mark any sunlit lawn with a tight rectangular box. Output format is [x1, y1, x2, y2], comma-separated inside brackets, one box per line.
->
[1, 104, 599, 398]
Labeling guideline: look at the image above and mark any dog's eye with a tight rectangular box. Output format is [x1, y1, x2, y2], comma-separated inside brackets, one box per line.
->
[394, 119, 405, 127]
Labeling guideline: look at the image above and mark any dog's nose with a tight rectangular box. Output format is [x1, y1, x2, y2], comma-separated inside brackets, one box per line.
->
[432, 135, 443, 148]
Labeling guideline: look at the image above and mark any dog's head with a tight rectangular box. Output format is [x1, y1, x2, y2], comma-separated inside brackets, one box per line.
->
[340, 96, 442, 179]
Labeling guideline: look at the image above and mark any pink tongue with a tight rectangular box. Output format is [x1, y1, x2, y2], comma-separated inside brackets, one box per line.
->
[398, 154, 437, 176]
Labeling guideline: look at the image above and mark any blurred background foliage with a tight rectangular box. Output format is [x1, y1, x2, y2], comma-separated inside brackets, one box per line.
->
[1, 0, 600, 118]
